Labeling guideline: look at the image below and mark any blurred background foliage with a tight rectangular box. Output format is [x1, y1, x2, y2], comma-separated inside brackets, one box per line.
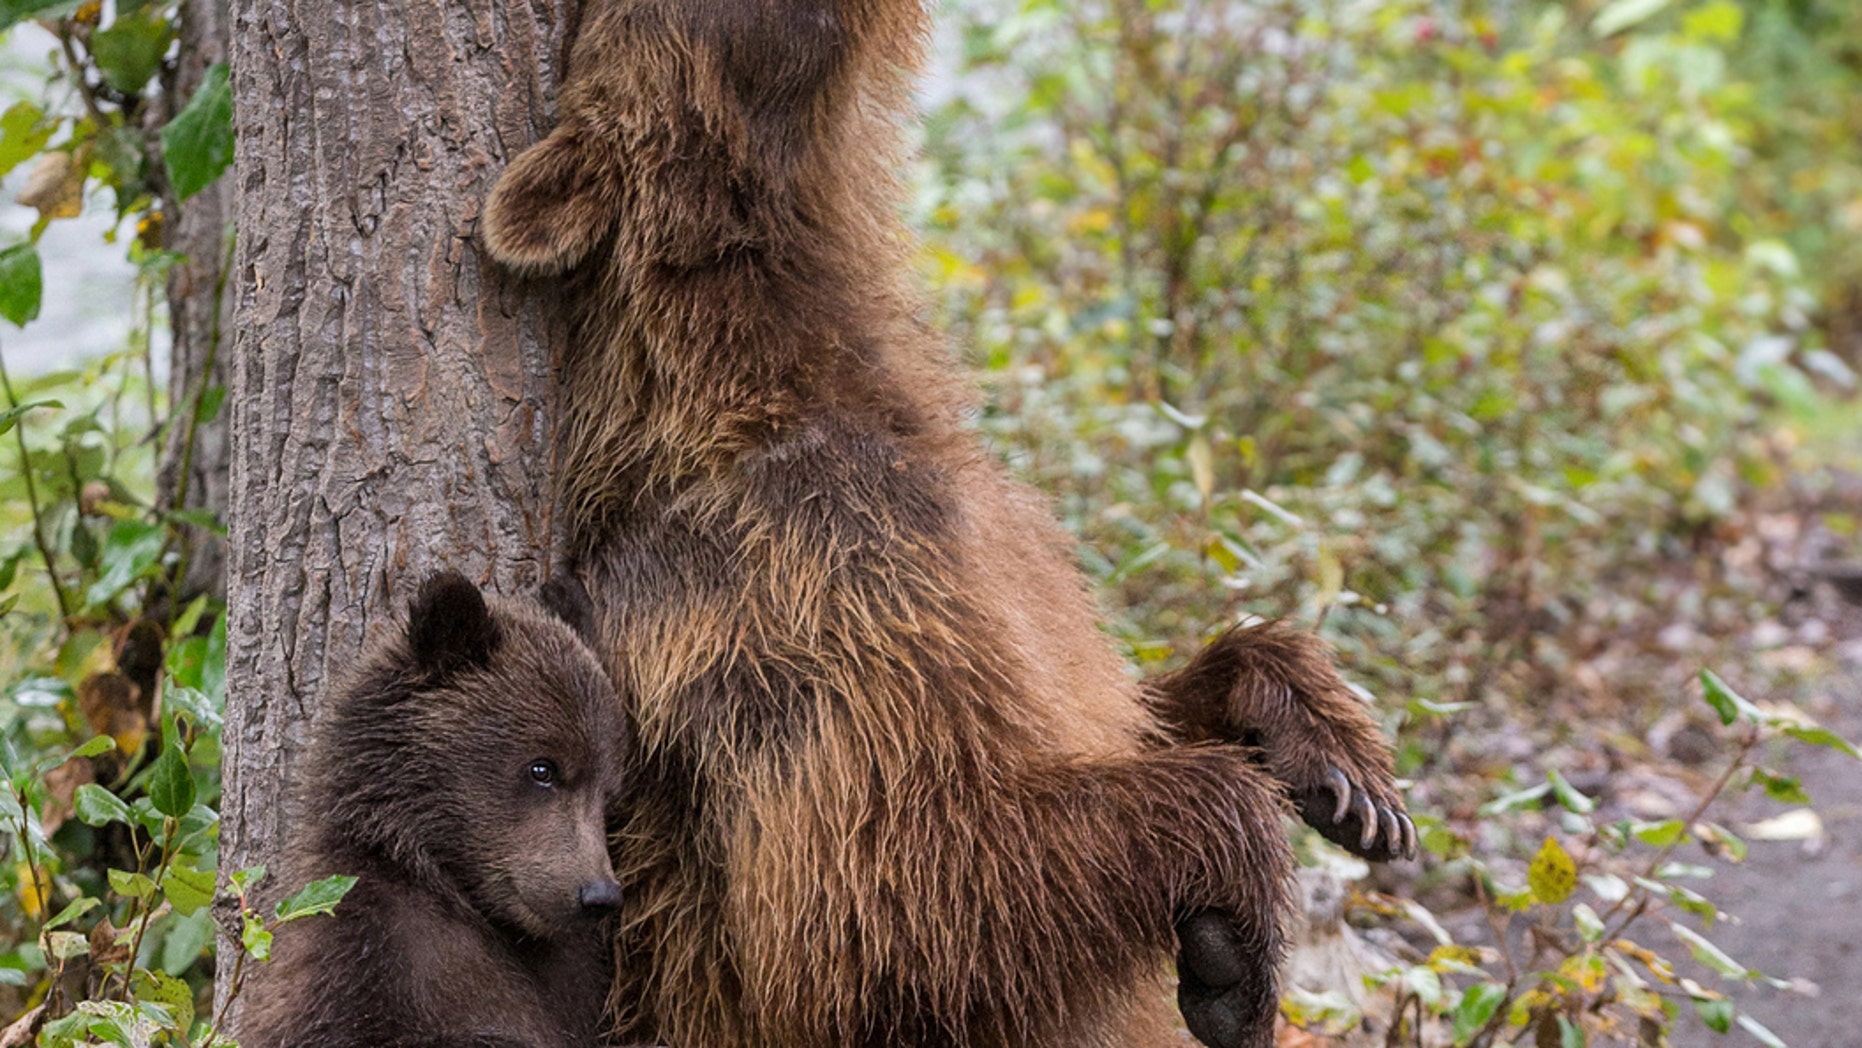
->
[925, 0, 1850, 717]
[920, 0, 1861, 1042]
[0, 0, 1857, 1044]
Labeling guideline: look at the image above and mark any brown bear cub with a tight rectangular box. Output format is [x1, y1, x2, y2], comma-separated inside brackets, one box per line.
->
[241, 572, 629, 1048]
[483, 1, 1411, 1046]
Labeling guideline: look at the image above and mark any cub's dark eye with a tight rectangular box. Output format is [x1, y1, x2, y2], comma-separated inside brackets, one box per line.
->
[528, 760, 559, 788]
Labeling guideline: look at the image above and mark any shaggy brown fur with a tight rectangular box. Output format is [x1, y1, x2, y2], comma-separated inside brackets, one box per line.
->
[481, 2, 1407, 1045]
[241, 573, 629, 1048]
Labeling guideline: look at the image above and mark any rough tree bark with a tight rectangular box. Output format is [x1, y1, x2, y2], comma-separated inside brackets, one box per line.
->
[155, 0, 234, 604]
[220, 0, 576, 1025]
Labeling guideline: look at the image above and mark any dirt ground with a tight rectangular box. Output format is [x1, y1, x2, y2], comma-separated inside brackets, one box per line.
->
[1688, 653, 1862, 1048]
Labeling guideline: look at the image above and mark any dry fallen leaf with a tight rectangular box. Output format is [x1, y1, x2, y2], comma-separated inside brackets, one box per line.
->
[1741, 808, 1824, 843]
[17, 151, 84, 220]
[38, 757, 94, 837]
[88, 915, 131, 968]
[77, 672, 149, 758]
[0, 1004, 44, 1048]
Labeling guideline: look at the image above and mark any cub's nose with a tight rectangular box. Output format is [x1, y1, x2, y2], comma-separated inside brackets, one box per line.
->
[578, 879, 624, 912]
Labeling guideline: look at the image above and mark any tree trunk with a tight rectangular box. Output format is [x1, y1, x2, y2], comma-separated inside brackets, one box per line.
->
[220, 0, 575, 1027]
[156, 0, 234, 605]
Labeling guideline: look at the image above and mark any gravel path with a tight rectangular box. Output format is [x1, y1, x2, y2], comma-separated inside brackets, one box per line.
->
[1684, 656, 1861, 1047]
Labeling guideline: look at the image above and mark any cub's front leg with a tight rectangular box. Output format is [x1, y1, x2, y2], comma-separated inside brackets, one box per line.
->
[1146, 621, 1415, 861]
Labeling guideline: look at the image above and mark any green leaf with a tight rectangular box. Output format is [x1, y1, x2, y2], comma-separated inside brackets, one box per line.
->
[1558, 1014, 1585, 1048]
[46, 930, 88, 961]
[1479, 781, 1551, 816]
[1592, 0, 1673, 37]
[89, 9, 174, 95]
[164, 686, 222, 731]
[1750, 768, 1810, 805]
[1573, 903, 1604, 943]
[146, 745, 196, 818]
[108, 868, 158, 901]
[170, 595, 209, 638]
[1781, 724, 1861, 760]
[166, 634, 207, 690]
[42, 896, 98, 931]
[131, 968, 194, 1032]
[0, 398, 58, 438]
[158, 908, 214, 976]
[230, 864, 267, 896]
[241, 912, 272, 962]
[0, 101, 54, 178]
[1736, 1014, 1785, 1048]
[160, 63, 234, 201]
[1700, 671, 1759, 726]
[175, 802, 220, 849]
[274, 874, 359, 923]
[1528, 837, 1577, 905]
[0, 0, 78, 33]
[203, 610, 227, 701]
[37, 1008, 95, 1043]
[85, 519, 166, 608]
[1401, 965, 1443, 1006]
[1547, 768, 1595, 814]
[161, 860, 215, 916]
[73, 783, 133, 827]
[1451, 981, 1506, 1042]
[0, 243, 43, 327]
[195, 385, 226, 424]
[1632, 819, 1688, 847]
[1671, 924, 1748, 979]
[69, 999, 161, 1047]
[66, 735, 116, 761]
[1693, 997, 1733, 1033]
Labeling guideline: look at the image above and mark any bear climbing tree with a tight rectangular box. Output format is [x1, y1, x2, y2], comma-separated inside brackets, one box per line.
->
[218, 0, 577, 1030]
[224, 1, 1409, 1045]
[482, 0, 1407, 1045]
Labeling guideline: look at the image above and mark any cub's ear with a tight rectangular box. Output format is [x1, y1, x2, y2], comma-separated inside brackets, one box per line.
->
[481, 127, 619, 276]
[408, 571, 502, 675]
[538, 572, 599, 647]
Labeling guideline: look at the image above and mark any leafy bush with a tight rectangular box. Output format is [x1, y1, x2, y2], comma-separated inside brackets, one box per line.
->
[0, 6, 355, 1046]
[924, 0, 1827, 704]
[925, 0, 1860, 1043]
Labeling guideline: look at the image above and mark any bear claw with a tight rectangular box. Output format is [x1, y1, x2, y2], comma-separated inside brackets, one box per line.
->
[1298, 766, 1415, 862]
[1324, 767, 1351, 822]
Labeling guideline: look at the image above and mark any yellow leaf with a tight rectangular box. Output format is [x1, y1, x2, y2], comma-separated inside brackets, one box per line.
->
[1611, 938, 1677, 984]
[1315, 544, 1344, 610]
[15, 862, 45, 918]
[1426, 944, 1484, 969]
[1682, 1, 1743, 42]
[1528, 836, 1577, 905]
[1187, 436, 1214, 505]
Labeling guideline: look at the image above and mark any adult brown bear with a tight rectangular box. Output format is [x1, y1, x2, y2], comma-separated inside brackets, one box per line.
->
[482, 2, 1410, 1045]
